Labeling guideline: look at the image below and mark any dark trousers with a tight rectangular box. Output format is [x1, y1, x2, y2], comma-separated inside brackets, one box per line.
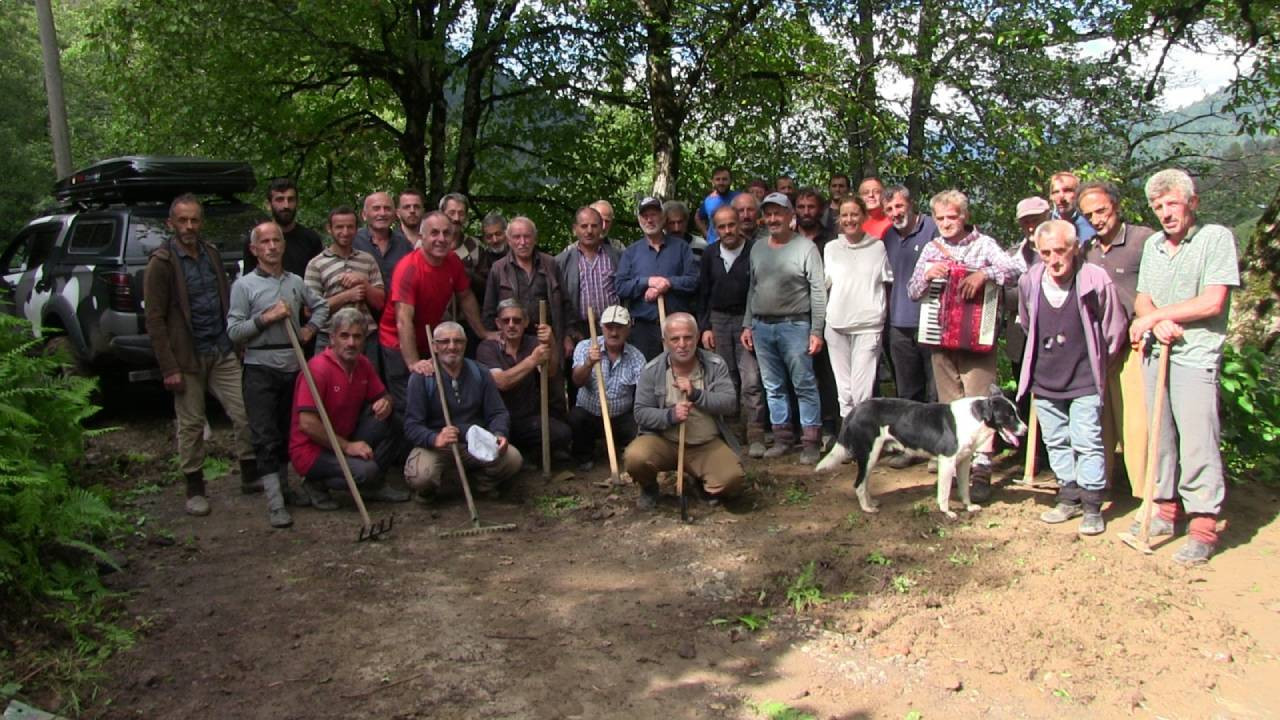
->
[814, 344, 840, 432]
[887, 326, 935, 403]
[508, 413, 573, 461]
[709, 310, 766, 430]
[569, 406, 638, 461]
[242, 364, 297, 477]
[305, 408, 396, 490]
[630, 319, 663, 360]
[380, 344, 411, 421]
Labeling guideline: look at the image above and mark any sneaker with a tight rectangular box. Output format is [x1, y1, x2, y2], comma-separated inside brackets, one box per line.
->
[267, 504, 293, 529]
[185, 495, 210, 517]
[1040, 503, 1083, 524]
[748, 441, 767, 459]
[1078, 512, 1105, 536]
[636, 487, 659, 510]
[799, 446, 821, 465]
[364, 484, 411, 503]
[1172, 538, 1214, 566]
[303, 480, 339, 511]
[1126, 515, 1175, 538]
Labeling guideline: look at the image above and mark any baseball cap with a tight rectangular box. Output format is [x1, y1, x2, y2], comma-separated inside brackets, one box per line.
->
[600, 305, 632, 326]
[761, 191, 792, 210]
[637, 196, 663, 214]
[1015, 196, 1051, 219]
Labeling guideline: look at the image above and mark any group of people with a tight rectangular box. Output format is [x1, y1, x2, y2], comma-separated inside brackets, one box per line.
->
[144, 166, 1238, 565]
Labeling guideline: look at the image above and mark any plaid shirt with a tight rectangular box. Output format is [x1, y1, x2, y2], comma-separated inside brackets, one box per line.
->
[572, 337, 645, 417]
[906, 227, 1024, 301]
[577, 250, 617, 321]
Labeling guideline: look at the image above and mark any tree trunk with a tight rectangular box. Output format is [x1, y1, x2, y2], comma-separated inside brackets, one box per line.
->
[35, 0, 72, 178]
[903, 0, 939, 198]
[641, 0, 681, 200]
[852, 0, 879, 178]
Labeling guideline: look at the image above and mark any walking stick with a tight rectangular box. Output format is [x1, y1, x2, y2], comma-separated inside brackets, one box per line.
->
[426, 325, 517, 538]
[1022, 396, 1039, 484]
[677, 389, 689, 523]
[587, 306, 622, 485]
[657, 294, 667, 327]
[283, 318, 391, 542]
[539, 300, 551, 480]
[1120, 337, 1171, 554]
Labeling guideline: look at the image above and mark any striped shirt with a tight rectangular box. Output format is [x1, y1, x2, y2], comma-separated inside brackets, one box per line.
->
[304, 246, 384, 340]
[577, 250, 617, 321]
[572, 337, 645, 417]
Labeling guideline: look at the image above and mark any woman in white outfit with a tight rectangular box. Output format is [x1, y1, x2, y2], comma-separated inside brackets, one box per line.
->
[823, 195, 891, 419]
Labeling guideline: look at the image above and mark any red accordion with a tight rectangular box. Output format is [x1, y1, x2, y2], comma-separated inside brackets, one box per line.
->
[917, 263, 999, 352]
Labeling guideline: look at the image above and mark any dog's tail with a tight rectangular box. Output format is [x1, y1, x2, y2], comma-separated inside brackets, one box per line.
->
[815, 442, 850, 472]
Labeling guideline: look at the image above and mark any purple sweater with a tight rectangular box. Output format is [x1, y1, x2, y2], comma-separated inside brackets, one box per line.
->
[1015, 261, 1129, 401]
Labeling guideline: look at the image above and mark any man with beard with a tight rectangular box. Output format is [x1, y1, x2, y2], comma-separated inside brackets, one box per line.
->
[396, 188, 427, 247]
[354, 191, 413, 312]
[881, 186, 938, 407]
[857, 176, 893, 240]
[289, 307, 409, 511]
[732, 191, 767, 241]
[741, 192, 827, 464]
[699, 206, 767, 457]
[243, 177, 324, 277]
[227, 221, 330, 528]
[304, 206, 385, 354]
[1048, 171, 1097, 245]
[403, 322, 522, 501]
[795, 188, 834, 249]
[695, 166, 738, 245]
[463, 211, 509, 294]
[615, 196, 698, 359]
[626, 313, 745, 509]
[145, 194, 256, 516]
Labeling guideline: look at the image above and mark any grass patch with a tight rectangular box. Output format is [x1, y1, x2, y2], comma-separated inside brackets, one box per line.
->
[750, 700, 817, 720]
[201, 455, 232, 482]
[711, 612, 770, 632]
[891, 574, 917, 594]
[534, 494, 582, 517]
[785, 561, 824, 613]
[781, 485, 812, 506]
[865, 550, 892, 566]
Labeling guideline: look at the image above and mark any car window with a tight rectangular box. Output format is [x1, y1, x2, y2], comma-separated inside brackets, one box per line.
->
[2, 223, 62, 273]
[67, 219, 121, 255]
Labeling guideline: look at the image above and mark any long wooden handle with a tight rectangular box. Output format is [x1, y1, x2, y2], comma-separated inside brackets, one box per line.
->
[424, 325, 480, 524]
[1022, 396, 1039, 483]
[657, 295, 667, 327]
[587, 306, 620, 480]
[1137, 341, 1172, 543]
[539, 300, 551, 479]
[283, 318, 372, 530]
[677, 392, 687, 499]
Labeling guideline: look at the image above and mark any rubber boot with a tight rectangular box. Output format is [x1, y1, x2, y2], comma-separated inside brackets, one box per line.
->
[763, 424, 794, 459]
[1040, 482, 1083, 524]
[239, 458, 262, 495]
[184, 470, 210, 516]
[260, 472, 293, 528]
[746, 424, 768, 459]
[1078, 488, 1106, 535]
[799, 426, 823, 465]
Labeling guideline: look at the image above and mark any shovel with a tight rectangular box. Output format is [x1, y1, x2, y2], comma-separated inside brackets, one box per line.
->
[425, 325, 517, 538]
[1119, 338, 1171, 554]
[587, 306, 623, 486]
[283, 318, 391, 542]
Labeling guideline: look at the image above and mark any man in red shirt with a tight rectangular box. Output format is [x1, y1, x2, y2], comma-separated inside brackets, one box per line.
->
[290, 307, 410, 508]
[858, 176, 893, 240]
[378, 211, 494, 418]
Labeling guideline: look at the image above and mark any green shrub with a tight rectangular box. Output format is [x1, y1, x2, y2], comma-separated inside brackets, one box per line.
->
[0, 316, 124, 614]
[1218, 344, 1280, 484]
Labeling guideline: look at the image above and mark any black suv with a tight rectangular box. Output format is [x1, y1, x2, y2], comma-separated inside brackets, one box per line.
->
[0, 156, 265, 380]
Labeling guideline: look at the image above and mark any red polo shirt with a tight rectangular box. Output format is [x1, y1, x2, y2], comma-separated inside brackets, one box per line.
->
[377, 249, 470, 351]
[289, 348, 387, 476]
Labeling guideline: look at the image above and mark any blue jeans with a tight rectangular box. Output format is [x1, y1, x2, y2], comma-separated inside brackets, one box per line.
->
[1034, 393, 1105, 491]
[752, 320, 821, 428]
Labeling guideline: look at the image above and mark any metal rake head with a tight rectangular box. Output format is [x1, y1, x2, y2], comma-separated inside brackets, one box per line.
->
[357, 514, 394, 542]
[438, 521, 517, 539]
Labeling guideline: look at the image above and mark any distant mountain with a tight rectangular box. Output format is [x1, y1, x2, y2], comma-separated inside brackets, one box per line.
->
[1132, 89, 1267, 161]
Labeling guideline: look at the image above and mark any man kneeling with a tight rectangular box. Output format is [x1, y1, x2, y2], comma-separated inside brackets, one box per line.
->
[289, 308, 410, 509]
[625, 313, 745, 509]
[403, 322, 522, 500]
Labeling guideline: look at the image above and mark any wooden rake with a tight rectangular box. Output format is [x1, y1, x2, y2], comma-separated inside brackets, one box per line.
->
[283, 318, 392, 542]
[425, 325, 517, 539]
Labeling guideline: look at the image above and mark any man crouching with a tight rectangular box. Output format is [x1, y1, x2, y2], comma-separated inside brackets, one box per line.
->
[402, 322, 522, 501]
[288, 307, 410, 510]
[625, 313, 745, 509]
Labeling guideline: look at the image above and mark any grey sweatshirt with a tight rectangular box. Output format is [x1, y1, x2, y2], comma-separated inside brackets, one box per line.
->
[227, 268, 329, 371]
[743, 233, 827, 335]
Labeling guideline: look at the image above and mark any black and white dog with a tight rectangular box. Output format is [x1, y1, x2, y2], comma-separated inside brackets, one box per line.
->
[815, 385, 1027, 518]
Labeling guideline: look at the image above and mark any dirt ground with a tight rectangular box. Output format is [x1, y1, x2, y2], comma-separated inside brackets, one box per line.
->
[56, 391, 1280, 719]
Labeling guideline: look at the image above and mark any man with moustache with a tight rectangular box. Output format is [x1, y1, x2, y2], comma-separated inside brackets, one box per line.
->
[304, 206, 385, 354]
[695, 166, 739, 246]
[464, 210, 510, 294]
[557, 206, 621, 354]
[626, 313, 745, 509]
[396, 188, 427, 247]
[289, 307, 409, 510]
[857, 176, 893, 240]
[1078, 181, 1155, 494]
[145, 194, 256, 516]
[402, 322, 522, 501]
[1048, 171, 1097, 244]
[354, 191, 413, 310]
[1016, 220, 1128, 535]
[794, 188, 834, 250]
[732, 191, 768, 241]
[699, 205, 767, 457]
[227, 221, 330, 528]
[615, 197, 699, 359]
[379, 211, 493, 419]
[243, 177, 324, 277]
